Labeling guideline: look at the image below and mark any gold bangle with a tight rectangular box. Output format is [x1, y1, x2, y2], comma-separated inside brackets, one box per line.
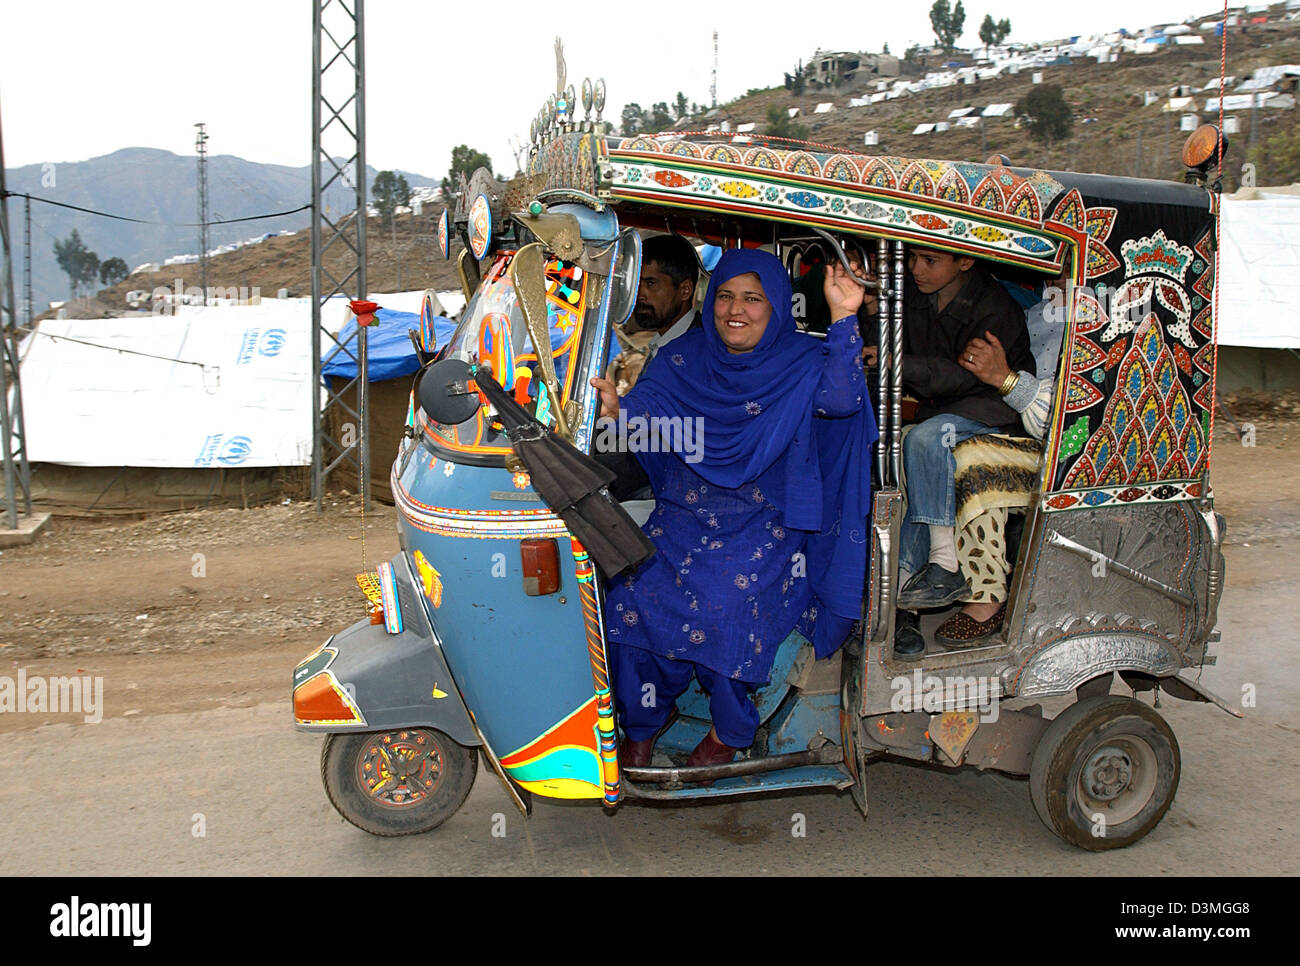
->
[998, 371, 1020, 397]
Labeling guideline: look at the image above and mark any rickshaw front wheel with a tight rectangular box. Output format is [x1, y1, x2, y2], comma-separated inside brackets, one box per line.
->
[1029, 695, 1180, 852]
[322, 728, 478, 836]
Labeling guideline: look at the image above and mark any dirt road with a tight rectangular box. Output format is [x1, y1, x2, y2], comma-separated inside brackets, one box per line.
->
[0, 418, 1296, 874]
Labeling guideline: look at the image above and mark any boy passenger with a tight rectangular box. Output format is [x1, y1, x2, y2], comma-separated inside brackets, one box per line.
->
[934, 274, 1068, 645]
[865, 247, 1035, 659]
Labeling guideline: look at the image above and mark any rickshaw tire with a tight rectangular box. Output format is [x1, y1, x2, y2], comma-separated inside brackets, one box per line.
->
[321, 728, 478, 837]
[1029, 695, 1180, 852]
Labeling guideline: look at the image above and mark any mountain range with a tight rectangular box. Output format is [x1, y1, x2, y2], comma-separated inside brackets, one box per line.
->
[3, 147, 437, 316]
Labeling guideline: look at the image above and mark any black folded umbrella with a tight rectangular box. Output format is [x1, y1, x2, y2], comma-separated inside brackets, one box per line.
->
[472, 370, 656, 576]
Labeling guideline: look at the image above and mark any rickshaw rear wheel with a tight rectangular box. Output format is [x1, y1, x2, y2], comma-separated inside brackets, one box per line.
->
[322, 728, 478, 837]
[1029, 695, 1179, 852]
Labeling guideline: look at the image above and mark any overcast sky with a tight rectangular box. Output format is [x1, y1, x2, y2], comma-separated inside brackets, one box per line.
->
[3, 0, 1221, 181]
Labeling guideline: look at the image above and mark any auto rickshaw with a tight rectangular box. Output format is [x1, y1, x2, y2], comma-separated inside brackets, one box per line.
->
[292, 76, 1236, 850]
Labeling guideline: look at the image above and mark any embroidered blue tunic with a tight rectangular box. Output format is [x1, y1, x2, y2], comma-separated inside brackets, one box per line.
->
[605, 312, 868, 685]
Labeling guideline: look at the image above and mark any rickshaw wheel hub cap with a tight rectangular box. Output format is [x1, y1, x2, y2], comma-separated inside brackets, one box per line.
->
[1083, 747, 1132, 800]
[357, 730, 445, 807]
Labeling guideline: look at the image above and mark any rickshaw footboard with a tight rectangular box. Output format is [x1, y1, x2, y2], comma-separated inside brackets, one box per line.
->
[621, 744, 843, 789]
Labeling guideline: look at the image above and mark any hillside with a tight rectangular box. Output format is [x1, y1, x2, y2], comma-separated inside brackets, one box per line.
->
[3, 149, 438, 316]
[39, 208, 466, 322]
[707, 15, 1300, 186]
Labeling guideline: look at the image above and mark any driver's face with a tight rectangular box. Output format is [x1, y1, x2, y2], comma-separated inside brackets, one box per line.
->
[630, 262, 691, 333]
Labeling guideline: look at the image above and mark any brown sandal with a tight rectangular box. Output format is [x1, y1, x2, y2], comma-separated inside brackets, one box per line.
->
[935, 603, 1006, 649]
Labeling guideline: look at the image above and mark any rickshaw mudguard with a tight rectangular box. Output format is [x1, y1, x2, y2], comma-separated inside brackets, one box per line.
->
[1004, 500, 1226, 698]
[292, 557, 479, 747]
[393, 456, 620, 805]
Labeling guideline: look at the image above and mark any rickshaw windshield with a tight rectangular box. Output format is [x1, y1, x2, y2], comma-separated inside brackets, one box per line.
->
[424, 251, 594, 459]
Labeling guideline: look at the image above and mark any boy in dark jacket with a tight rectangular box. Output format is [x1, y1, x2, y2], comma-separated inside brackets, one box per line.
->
[867, 247, 1034, 658]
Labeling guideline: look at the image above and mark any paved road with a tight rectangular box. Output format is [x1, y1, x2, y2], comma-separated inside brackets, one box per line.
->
[0, 536, 1294, 876]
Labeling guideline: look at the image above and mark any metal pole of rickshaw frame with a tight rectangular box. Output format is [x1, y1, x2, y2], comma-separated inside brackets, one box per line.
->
[890, 239, 904, 487]
[875, 237, 889, 488]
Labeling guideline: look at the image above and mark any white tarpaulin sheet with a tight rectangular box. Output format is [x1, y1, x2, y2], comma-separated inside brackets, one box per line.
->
[1218, 197, 1300, 348]
[21, 300, 317, 467]
[20, 290, 461, 469]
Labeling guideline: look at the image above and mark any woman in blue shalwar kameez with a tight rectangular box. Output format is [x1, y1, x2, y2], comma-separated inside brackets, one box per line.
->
[589, 249, 878, 769]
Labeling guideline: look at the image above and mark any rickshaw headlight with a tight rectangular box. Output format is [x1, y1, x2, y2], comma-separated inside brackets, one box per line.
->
[294, 673, 365, 726]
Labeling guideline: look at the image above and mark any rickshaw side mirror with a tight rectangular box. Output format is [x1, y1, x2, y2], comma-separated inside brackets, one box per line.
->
[608, 228, 642, 327]
[418, 358, 481, 426]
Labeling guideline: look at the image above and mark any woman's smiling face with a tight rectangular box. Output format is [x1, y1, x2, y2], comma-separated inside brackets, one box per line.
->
[713, 272, 772, 354]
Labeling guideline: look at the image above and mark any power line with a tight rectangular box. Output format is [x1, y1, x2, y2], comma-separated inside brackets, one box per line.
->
[207, 205, 311, 226]
[1, 190, 310, 227]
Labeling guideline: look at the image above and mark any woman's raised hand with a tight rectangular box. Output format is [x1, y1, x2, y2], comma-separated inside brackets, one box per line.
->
[824, 259, 875, 323]
[589, 375, 621, 418]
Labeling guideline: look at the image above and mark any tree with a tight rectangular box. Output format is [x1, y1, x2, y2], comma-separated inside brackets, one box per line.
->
[1015, 83, 1073, 144]
[785, 61, 806, 96]
[765, 103, 809, 141]
[1246, 126, 1300, 187]
[930, 0, 966, 55]
[53, 230, 100, 299]
[372, 170, 412, 224]
[440, 145, 493, 200]
[882, 42, 890, 55]
[980, 15, 1011, 53]
[979, 14, 997, 53]
[621, 102, 646, 136]
[99, 257, 129, 287]
[674, 91, 689, 120]
[649, 102, 674, 131]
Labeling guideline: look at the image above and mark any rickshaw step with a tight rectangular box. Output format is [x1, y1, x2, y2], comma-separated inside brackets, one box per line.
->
[621, 744, 843, 786]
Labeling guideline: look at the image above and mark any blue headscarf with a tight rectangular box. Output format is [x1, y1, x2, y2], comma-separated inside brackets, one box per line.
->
[623, 248, 878, 656]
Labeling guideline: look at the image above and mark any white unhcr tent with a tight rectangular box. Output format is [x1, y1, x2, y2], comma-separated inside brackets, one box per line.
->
[1218, 189, 1300, 349]
[18, 289, 460, 470]
[20, 300, 319, 468]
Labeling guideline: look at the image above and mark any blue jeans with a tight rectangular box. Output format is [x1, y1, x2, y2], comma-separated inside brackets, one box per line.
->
[899, 413, 1002, 577]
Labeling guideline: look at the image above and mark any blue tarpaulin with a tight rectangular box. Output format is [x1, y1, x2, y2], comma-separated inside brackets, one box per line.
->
[321, 308, 457, 381]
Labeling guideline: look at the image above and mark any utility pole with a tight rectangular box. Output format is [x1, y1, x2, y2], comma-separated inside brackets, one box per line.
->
[711, 29, 718, 108]
[195, 122, 210, 306]
[311, 0, 369, 509]
[0, 97, 35, 532]
[23, 194, 31, 325]
[1248, 92, 1258, 155]
[391, 213, 401, 291]
[1163, 110, 1172, 182]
